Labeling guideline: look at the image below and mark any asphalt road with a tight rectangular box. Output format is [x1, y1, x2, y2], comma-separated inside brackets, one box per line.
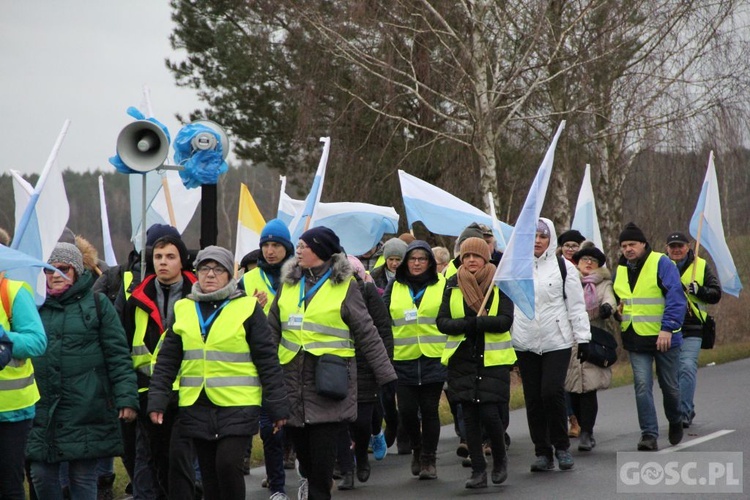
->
[246, 357, 750, 499]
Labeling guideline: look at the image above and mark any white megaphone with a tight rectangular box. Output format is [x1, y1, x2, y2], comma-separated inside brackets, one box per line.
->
[115, 120, 170, 172]
[190, 120, 229, 159]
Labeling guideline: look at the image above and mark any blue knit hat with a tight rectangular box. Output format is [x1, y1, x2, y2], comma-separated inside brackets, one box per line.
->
[260, 218, 294, 255]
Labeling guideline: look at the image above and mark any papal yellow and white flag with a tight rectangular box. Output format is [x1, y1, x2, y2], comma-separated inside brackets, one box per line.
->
[235, 183, 266, 268]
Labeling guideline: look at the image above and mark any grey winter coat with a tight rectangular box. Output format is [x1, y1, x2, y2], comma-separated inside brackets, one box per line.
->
[267, 253, 397, 427]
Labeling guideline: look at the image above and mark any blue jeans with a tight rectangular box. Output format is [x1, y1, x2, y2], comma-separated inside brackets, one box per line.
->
[678, 336, 702, 421]
[31, 459, 98, 500]
[630, 348, 682, 438]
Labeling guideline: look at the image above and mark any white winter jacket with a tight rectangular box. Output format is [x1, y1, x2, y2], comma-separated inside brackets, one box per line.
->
[511, 218, 591, 354]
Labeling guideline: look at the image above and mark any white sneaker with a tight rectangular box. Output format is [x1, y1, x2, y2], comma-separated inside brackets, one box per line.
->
[270, 492, 290, 500]
[297, 478, 308, 500]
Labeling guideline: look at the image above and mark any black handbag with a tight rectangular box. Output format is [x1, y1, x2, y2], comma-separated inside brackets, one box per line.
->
[586, 326, 618, 368]
[701, 314, 716, 349]
[315, 354, 349, 400]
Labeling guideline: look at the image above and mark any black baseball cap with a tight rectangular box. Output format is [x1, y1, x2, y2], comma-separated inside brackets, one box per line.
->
[666, 232, 690, 245]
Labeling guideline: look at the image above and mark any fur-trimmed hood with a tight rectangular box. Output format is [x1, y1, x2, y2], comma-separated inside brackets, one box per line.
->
[75, 235, 105, 275]
[280, 252, 353, 285]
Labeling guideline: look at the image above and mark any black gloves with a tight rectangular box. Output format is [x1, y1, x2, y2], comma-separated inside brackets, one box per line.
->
[577, 343, 590, 363]
[464, 316, 478, 338]
[380, 379, 398, 401]
[599, 303, 613, 320]
[688, 282, 702, 296]
[0, 328, 13, 371]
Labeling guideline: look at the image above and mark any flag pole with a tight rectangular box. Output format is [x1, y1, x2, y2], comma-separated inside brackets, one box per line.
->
[160, 176, 177, 227]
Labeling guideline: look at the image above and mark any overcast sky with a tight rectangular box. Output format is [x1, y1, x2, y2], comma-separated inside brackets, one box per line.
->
[0, 1, 203, 175]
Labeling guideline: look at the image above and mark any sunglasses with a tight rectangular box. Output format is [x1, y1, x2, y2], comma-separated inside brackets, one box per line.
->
[44, 265, 73, 275]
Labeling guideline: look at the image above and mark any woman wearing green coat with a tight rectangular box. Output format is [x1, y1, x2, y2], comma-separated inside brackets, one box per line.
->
[28, 243, 138, 500]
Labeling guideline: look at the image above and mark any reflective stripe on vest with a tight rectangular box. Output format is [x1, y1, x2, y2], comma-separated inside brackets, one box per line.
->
[390, 275, 446, 360]
[277, 277, 355, 364]
[172, 296, 262, 407]
[680, 257, 708, 321]
[613, 252, 665, 336]
[0, 279, 41, 411]
[440, 286, 516, 367]
[241, 268, 275, 315]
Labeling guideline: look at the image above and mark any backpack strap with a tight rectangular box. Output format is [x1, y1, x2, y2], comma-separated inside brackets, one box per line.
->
[0, 274, 12, 323]
[557, 255, 568, 301]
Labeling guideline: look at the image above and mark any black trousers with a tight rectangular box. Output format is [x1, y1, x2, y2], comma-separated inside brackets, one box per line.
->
[516, 348, 571, 457]
[396, 382, 443, 455]
[194, 435, 251, 500]
[463, 403, 506, 473]
[288, 422, 346, 500]
[0, 419, 32, 500]
[570, 390, 599, 434]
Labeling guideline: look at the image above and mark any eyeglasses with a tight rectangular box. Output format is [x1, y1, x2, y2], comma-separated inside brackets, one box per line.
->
[579, 256, 598, 264]
[44, 265, 72, 275]
[296, 243, 309, 251]
[408, 257, 429, 263]
[197, 266, 228, 276]
[562, 243, 580, 250]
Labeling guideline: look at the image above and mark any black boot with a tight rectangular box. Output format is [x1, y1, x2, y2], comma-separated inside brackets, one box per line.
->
[96, 473, 116, 500]
[419, 453, 437, 480]
[337, 471, 355, 490]
[578, 431, 593, 451]
[491, 455, 508, 484]
[410, 448, 422, 476]
[465, 471, 487, 489]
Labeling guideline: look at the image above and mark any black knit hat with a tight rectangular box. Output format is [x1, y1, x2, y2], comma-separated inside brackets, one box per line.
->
[300, 226, 343, 261]
[573, 244, 607, 267]
[146, 224, 180, 247]
[618, 222, 648, 244]
[558, 229, 586, 246]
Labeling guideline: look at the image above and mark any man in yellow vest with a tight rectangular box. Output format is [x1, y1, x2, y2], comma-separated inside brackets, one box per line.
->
[0, 273, 47, 499]
[123, 233, 198, 499]
[664, 231, 721, 429]
[613, 223, 687, 451]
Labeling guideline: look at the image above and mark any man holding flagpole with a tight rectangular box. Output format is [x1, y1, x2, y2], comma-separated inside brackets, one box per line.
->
[664, 231, 721, 428]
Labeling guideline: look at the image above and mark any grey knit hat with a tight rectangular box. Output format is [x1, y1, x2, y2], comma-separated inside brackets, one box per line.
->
[383, 238, 408, 260]
[193, 245, 234, 274]
[48, 242, 84, 276]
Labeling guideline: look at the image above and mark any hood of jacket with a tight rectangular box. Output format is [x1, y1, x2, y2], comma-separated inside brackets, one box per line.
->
[394, 240, 438, 284]
[537, 216, 559, 262]
[280, 252, 353, 286]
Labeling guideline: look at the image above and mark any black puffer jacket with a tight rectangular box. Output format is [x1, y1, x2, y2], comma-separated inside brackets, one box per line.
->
[674, 250, 722, 338]
[436, 275, 514, 404]
[355, 279, 394, 402]
[148, 285, 288, 440]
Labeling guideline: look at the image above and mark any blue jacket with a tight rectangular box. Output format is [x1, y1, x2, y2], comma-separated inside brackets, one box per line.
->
[0, 284, 47, 423]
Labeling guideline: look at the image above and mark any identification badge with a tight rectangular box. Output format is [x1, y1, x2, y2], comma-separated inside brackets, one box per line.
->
[288, 314, 304, 327]
[404, 309, 418, 322]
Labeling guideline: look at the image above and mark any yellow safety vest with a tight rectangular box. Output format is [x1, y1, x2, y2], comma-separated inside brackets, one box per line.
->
[277, 277, 355, 364]
[241, 268, 276, 315]
[172, 296, 262, 407]
[0, 279, 41, 412]
[614, 252, 666, 336]
[390, 275, 446, 360]
[123, 271, 135, 302]
[441, 286, 516, 367]
[679, 257, 708, 322]
[444, 261, 458, 279]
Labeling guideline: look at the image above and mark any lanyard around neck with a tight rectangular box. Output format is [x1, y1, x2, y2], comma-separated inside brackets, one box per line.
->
[195, 300, 230, 338]
[298, 269, 332, 309]
[409, 286, 426, 305]
[259, 269, 277, 295]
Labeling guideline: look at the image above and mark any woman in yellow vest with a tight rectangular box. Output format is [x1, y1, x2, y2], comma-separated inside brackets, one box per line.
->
[268, 227, 397, 500]
[148, 246, 289, 500]
[437, 237, 515, 489]
[0, 270, 47, 499]
[383, 240, 447, 480]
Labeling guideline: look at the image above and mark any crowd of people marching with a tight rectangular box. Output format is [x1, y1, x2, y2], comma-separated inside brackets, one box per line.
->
[0, 215, 721, 500]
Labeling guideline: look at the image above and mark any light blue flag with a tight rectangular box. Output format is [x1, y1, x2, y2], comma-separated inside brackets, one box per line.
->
[0, 245, 57, 274]
[8, 121, 71, 304]
[689, 152, 742, 297]
[571, 164, 603, 250]
[398, 170, 514, 250]
[278, 189, 399, 255]
[493, 122, 566, 319]
[289, 138, 331, 241]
